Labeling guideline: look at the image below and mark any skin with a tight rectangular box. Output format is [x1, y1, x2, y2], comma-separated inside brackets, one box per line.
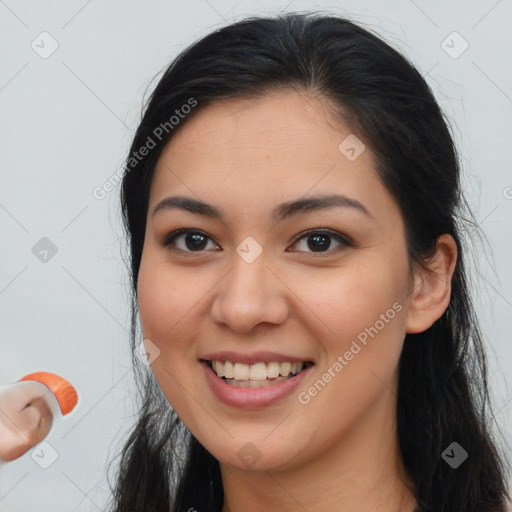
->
[0, 382, 55, 462]
[137, 90, 457, 512]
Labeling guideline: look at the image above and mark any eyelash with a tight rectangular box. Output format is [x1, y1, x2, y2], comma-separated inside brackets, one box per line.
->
[160, 228, 353, 257]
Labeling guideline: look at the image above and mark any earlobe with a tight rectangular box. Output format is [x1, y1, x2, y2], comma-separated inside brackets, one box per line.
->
[405, 234, 458, 334]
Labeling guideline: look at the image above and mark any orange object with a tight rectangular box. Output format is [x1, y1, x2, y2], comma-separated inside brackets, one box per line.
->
[18, 372, 78, 415]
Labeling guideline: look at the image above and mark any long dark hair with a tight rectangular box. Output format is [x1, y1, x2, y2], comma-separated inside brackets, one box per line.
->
[108, 12, 511, 512]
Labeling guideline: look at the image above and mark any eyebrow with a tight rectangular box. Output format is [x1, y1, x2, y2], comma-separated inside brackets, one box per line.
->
[152, 193, 373, 222]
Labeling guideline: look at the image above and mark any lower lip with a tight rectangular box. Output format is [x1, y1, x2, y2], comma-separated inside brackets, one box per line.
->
[201, 361, 313, 409]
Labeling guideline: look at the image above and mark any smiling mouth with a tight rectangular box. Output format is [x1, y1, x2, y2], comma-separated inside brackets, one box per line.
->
[201, 359, 314, 388]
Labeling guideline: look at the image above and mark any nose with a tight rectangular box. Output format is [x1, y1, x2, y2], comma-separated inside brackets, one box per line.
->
[210, 251, 289, 333]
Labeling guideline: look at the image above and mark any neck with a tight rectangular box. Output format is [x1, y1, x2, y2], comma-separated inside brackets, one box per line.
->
[219, 374, 417, 512]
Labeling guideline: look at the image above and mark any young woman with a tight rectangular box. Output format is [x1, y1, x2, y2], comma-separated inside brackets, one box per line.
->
[108, 12, 511, 512]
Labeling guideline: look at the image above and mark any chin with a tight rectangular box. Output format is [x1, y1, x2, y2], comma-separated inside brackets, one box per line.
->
[206, 437, 305, 473]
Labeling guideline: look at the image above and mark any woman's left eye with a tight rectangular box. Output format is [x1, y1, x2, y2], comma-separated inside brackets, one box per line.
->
[160, 228, 351, 255]
[289, 229, 352, 255]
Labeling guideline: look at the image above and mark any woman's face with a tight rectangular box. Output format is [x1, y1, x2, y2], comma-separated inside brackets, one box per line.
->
[137, 90, 416, 471]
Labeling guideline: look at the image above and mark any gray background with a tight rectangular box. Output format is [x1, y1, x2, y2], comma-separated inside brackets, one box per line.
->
[1, 1, 511, 510]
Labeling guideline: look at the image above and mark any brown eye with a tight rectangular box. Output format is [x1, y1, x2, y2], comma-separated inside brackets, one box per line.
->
[160, 227, 352, 256]
[161, 229, 220, 253]
[289, 229, 352, 255]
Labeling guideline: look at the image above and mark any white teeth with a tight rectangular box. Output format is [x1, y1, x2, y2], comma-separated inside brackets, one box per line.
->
[233, 362, 250, 380]
[210, 360, 307, 380]
[266, 361, 280, 378]
[224, 360, 234, 378]
[213, 360, 224, 378]
[279, 361, 291, 376]
[224, 376, 291, 388]
[249, 362, 267, 381]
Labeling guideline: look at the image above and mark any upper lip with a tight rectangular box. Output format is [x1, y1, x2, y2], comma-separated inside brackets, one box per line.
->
[199, 351, 314, 365]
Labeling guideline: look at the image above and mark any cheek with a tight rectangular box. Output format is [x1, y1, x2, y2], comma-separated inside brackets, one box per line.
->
[293, 260, 409, 413]
[292, 258, 408, 418]
[137, 256, 193, 342]
[296, 259, 406, 340]
[136, 261, 198, 415]
[136, 256, 213, 400]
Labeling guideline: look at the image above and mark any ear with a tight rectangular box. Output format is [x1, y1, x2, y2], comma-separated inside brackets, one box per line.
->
[405, 234, 458, 334]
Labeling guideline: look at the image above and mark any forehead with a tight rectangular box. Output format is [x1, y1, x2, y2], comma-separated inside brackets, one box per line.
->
[149, 90, 394, 226]
[160, 90, 355, 167]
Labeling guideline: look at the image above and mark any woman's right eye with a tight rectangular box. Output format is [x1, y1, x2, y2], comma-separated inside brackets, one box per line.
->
[161, 229, 220, 253]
